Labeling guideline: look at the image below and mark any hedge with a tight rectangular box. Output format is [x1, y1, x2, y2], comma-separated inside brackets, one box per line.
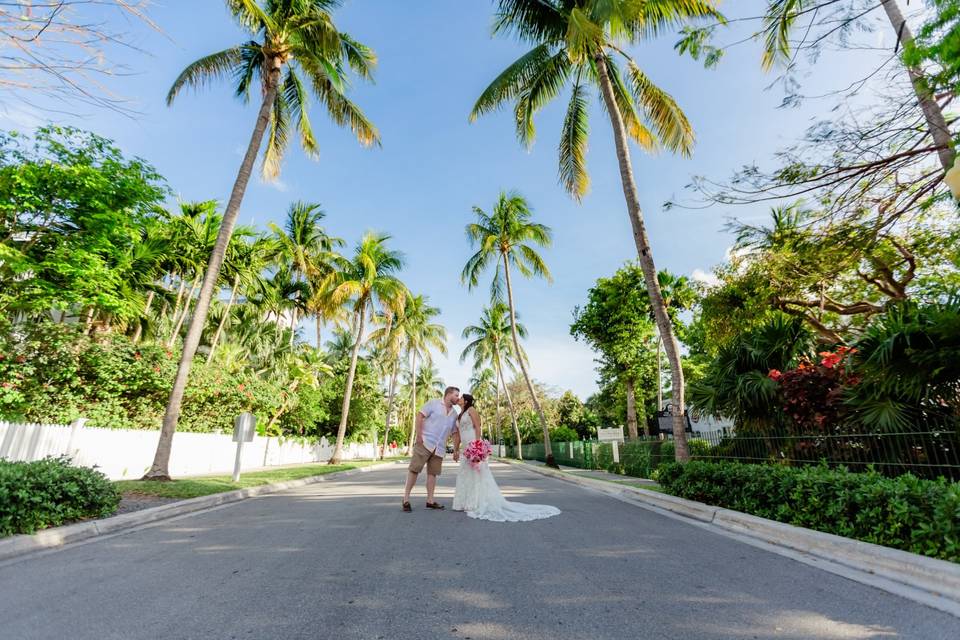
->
[656, 461, 960, 562]
[0, 457, 120, 537]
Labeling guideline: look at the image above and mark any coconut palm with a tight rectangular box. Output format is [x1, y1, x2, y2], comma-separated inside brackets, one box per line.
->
[269, 201, 344, 344]
[327, 232, 406, 464]
[468, 366, 498, 441]
[471, 0, 721, 461]
[369, 294, 446, 458]
[145, 0, 380, 479]
[398, 295, 448, 455]
[206, 234, 273, 363]
[460, 302, 527, 458]
[462, 192, 555, 465]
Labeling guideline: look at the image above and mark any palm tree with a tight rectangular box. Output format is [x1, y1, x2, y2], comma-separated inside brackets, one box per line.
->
[399, 295, 448, 455]
[652, 270, 696, 411]
[269, 201, 344, 345]
[369, 294, 446, 458]
[327, 232, 406, 464]
[460, 302, 527, 458]
[471, 0, 721, 462]
[206, 234, 272, 363]
[462, 192, 555, 465]
[145, 0, 379, 479]
[468, 366, 498, 441]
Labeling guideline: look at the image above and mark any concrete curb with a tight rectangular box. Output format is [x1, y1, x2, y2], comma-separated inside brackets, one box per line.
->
[0, 461, 400, 562]
[504, 459, 960, 618]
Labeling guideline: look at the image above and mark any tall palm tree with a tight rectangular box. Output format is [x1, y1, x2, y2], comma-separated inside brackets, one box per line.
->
[471, 0, 721, 462]
[145, 0, 379, 480]
[470, 366, 499, 442]
[462, 192, 555, 465]
[206, 234, 272, 363]
[399, 295, 448, 455]
[269, 201, 344, 344]
[369, 294, 446, 458]
[327, 232, 406, 464]
[460, 302, 527, 458]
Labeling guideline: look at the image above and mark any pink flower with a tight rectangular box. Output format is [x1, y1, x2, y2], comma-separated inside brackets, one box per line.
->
[768, 369, 782, 381]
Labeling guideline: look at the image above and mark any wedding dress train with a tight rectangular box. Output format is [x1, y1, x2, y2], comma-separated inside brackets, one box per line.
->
[452, 412, 560, 523]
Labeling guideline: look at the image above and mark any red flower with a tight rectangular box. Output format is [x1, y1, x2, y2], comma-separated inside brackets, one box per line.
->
[768, 369, 783, 381]
[819, 351, 842, 369]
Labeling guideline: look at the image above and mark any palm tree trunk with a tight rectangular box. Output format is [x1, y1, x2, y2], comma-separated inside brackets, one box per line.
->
[143, 54, 284, 480]
[625, 376, 639, 440]
[316, 314, 323, 350]
[595, 53, 689, 462]
[494, 376, 502, 446]
[406, 350, 418, 455]
[381, 363, 399, 459]
[498, 363, 522, 460]
[170, 277, 186, 326]
[207, 274, 240, 364]
[329, 304, 367, 464]
[502, 254, 555, 467]
[881, 0, 954, 171]
[167, 276, 200, 348]
[656, 333, 663, 411]
[132, 290, 155, 343]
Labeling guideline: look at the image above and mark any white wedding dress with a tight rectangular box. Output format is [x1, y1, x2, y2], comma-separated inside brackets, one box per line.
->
[452, 411, 560, 522]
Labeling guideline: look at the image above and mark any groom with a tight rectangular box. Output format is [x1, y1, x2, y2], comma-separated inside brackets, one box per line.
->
[402, 386, 460, 512]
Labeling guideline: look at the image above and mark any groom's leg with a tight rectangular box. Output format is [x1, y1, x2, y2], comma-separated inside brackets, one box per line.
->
[425, 472, 438, 503]
[403, 470, 418, 502]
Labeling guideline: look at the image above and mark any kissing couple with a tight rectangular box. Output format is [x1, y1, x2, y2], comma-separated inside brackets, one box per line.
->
[401, 386, 560, 523]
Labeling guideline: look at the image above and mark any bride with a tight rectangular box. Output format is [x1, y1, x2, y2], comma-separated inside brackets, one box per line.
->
[452, 393, 560, 522]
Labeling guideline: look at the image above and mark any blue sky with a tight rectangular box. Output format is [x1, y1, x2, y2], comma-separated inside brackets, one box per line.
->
[1, 1, 894, 398]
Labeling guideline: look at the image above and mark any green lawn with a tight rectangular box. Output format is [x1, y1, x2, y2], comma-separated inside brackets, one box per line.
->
[564, 470, 666, 492]
[115, 459, 391, 500]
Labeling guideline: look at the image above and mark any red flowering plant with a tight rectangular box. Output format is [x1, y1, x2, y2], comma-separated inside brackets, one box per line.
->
[768, 346, 859, 434]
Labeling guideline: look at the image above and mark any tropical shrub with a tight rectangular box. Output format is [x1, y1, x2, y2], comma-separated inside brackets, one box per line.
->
[0, 457, 120, 537]
[550, 425, 580, 442]
[658, 461, 960, 561]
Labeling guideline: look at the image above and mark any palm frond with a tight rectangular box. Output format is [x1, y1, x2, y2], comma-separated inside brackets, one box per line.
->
[283, 68, 319, 158]
[626, 60, 694, 157]
[514, 50, 572, 148]
[558, 77, 590, 199]
[471, 44, 554, 121]
[167, 47, 245, 105]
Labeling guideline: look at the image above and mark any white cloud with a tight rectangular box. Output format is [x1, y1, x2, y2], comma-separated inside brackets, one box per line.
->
[691, 268, 720, 287]
[433, 334, 600, 400]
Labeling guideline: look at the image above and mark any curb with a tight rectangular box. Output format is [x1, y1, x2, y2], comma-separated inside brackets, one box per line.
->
[504, 459, 960, 618]
[0, 461, 399, 563]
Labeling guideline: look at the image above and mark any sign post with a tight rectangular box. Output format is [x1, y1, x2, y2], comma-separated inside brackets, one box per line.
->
[597, 426, 625, 464]
[232, 412, 257, 482]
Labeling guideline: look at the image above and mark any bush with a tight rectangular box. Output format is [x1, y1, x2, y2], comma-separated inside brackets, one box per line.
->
[657, 461, 960, 562]
[0, 457, 120, 537]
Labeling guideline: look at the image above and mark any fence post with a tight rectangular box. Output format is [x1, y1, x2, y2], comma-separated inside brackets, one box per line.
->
[612, 440, 620, 464]
[67, 418, 87, 459]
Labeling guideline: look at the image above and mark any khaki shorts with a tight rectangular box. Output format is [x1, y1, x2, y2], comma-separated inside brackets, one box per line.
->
[408, 443, 443, 476]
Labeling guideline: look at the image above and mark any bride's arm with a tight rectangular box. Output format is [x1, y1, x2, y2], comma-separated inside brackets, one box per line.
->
[470, 407, 482, 441]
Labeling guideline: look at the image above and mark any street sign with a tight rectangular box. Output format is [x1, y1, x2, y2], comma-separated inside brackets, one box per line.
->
[233, 412, 256, 443]
[232, 412, 257, 482]
[597, 426, 624, 443]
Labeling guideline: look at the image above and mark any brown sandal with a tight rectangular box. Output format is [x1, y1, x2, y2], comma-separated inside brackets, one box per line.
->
[402, 501, 412, 512]
[425, 502, 445, 510]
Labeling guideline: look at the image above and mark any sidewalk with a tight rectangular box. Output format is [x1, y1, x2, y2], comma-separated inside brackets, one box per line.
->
[516, 458, 660, 487]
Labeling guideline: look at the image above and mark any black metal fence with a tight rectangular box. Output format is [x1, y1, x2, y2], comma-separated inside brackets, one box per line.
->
[507, 428, 960, 481]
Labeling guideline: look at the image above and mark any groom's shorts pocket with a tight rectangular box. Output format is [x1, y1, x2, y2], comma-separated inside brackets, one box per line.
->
[409, 444, 442, 476]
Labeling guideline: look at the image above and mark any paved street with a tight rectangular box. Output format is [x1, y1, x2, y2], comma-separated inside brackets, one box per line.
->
[2, 461, 958, 639]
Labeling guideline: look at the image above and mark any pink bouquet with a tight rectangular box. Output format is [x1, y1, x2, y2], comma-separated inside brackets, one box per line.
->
[463, 439, 493, 469]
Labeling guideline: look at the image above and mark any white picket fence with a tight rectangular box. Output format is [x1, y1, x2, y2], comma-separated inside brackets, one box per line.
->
[0, 420, 381, 480]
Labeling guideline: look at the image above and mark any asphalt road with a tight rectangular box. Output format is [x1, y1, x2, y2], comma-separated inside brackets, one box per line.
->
[2, 461, 958, 640]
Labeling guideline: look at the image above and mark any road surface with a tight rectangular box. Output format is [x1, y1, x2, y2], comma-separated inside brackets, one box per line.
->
[2, 460, 958, 639]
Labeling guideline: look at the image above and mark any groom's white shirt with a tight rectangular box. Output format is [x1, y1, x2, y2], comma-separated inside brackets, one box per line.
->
[419, 399, 457, 455]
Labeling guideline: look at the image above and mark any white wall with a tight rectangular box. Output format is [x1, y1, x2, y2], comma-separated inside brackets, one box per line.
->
[0, 421, 381, 480]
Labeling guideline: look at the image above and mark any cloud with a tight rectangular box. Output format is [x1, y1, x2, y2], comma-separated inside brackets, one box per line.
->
[260, 176, 289, 192]
[691, 268, 720, 287]
[434, 334, 599, 399]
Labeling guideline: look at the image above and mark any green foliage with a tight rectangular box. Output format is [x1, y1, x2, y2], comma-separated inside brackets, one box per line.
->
[658, 461, 960, 562]
[0, 320, 383, 439]
[0, 457, 120, 537]
[904, 0, 960, 94]
[549, 425, 579, 442]
[0, 126, 168, 319]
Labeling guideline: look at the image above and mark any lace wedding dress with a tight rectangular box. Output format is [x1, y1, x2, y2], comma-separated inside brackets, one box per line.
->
[452, 411, 561, 522]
